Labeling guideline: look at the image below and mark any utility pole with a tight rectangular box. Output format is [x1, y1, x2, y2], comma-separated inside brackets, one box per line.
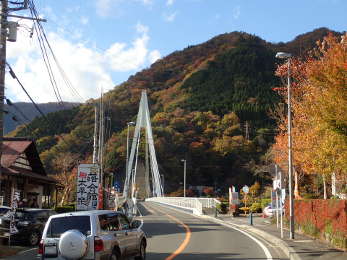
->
[181, 159, 186, 197]
[0, 0, 8, 205]
[0, 1, 46, 205]
[245, 121, 250, 141]
[92, 104, 99, 164]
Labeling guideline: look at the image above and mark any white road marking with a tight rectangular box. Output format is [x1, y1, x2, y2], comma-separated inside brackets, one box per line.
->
[18, 247, 37, 254]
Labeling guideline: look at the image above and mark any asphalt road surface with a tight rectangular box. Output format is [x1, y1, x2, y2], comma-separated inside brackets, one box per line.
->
[3, 202, 287, 260]
[139, 201, 286, 260]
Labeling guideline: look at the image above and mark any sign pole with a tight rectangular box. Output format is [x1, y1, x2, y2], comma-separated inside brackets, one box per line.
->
[280, 171, 284, 238]
[275, 165, 279, 228]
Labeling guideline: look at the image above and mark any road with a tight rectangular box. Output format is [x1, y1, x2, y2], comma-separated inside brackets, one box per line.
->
[3, 202, 287, 260]
[139, 201, 285, 260]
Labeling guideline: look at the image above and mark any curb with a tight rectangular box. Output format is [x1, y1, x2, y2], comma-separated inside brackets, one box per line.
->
[201, 215, 297, 260]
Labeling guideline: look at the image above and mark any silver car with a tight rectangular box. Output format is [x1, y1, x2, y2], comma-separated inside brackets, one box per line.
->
[39, 210, 146, 260]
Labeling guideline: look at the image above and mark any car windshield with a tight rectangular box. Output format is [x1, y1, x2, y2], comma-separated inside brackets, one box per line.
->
[14, 211, 31, 220]
[0, 208, 10, 216]
[47, 216, 91, 238]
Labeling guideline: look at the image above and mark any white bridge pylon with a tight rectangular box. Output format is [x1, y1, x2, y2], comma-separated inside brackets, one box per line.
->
[123, 90, 163, 199]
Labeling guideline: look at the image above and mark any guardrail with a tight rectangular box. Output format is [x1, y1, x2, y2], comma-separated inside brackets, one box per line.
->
[146, 197, 220, 215]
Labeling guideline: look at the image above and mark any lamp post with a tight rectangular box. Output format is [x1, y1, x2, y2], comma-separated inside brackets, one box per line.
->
[181, 159, 186, 197]
[276, 52, 294, 240]
[126, 122, 135, 181]
[161, 174, 165, 195]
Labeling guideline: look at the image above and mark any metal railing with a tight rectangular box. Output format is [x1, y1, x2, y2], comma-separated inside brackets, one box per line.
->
[146, 197, 220, 215]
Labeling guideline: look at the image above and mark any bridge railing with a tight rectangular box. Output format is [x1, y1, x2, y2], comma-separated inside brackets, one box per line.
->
[196, 198, 221, 208]
[146, 197, 220, 215]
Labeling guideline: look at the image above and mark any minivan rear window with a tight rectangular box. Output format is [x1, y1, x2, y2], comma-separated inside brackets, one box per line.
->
[47, 216, 91, 238]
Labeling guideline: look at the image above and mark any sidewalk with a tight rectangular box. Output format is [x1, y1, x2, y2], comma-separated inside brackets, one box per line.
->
[216, 214, 347, 260]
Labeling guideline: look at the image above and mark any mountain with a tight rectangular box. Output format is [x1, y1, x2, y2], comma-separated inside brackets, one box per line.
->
[10, 28, 340, 193]
[4, 102, 80, 134]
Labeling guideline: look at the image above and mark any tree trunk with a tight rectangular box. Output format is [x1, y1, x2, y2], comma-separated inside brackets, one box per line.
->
[294, 169, 301, 199]
[323, 175, 327, 199]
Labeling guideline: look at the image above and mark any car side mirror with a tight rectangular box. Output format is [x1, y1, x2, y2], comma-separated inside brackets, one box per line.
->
[131, 220, 141, 229]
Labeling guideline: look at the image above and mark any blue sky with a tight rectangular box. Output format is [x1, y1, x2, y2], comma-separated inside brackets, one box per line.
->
[5, 0, 346, 103]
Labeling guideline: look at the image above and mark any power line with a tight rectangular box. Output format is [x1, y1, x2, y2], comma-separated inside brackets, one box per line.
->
[7, 62, 48, 120]
[28, 0, 84, 103]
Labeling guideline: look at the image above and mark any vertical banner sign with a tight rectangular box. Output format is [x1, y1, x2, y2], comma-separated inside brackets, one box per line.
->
[10, 190, 20, 235]
[77, 164, 100, 210]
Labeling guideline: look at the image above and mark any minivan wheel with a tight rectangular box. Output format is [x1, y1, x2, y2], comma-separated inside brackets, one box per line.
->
[28, 231, 40, 246]
[134, 240, 146, 260]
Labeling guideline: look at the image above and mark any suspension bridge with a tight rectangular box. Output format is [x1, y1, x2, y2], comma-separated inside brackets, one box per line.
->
[118, 90, 219, 216]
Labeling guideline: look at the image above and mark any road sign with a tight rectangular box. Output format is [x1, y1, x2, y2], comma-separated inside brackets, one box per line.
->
[242, 185, 249, 194]
[77, 164, 100, 211]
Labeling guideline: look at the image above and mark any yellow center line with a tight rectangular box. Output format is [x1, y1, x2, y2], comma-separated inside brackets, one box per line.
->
[144, 204, 192, 260]
[164, 213, 192, 260]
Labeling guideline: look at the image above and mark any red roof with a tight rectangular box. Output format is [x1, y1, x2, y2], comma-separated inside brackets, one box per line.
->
[1, 140, 32, 168]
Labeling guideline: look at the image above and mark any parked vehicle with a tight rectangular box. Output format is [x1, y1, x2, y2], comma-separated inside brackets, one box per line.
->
[0, 206, 11, 216]
[39, 210, 146, 260]
[263, 203, 284, 217]
[0, 208, 56, 246]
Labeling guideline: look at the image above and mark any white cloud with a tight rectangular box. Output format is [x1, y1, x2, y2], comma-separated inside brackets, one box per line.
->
[105, 23, 151, 71]
[163, 12, 177, 22]
[6, 22, 160, 103]
[6, 31, 113, 103]
[233, 6, 241, 20]
[166, 0, 174, 6]
[136, 23, 149, 34]
[149, 50, 161, 63]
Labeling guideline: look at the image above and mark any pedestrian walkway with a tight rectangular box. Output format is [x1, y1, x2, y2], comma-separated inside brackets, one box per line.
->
[217, 214, 347, 260]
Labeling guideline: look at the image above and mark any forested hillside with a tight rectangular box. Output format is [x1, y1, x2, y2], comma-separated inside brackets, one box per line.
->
[11, 28, 340, 194]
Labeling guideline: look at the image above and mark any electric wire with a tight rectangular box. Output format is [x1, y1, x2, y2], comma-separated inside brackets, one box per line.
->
[28, 0, 84, 105]
[6, 63, 75, 147]
[30, 0, 84, 102]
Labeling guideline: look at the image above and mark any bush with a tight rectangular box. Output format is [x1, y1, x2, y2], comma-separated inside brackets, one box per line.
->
[250, 202, 262, 213]
[239, 206, 250, 214]
[217, 201, 229, 214]
[261, 198, 271, 209]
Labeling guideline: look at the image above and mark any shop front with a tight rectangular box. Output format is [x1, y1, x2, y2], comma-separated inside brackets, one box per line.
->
[0, 138, 58, 208]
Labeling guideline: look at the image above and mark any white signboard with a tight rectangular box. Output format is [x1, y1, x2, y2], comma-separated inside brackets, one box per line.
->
[77, 164, 100, 211]
[10, 190, 20, 234]
[242, 185, 249, 194]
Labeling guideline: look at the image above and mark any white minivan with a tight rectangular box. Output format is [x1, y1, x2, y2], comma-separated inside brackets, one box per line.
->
[39, 210, 146, 260]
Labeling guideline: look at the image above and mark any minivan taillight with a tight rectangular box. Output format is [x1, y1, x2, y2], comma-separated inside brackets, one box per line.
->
[94, 237, 104, 252]
[38, 240, 44, 255]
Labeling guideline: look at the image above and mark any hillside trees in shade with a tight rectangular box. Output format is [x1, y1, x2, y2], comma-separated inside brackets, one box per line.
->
[181, 36, 281, 131]
[272, 33, 347, 198]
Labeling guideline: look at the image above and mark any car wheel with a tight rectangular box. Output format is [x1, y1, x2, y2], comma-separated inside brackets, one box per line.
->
[28, 231, 40, 246]
[134, 240, 146, 260]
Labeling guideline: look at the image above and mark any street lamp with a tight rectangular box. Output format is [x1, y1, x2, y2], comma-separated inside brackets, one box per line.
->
[181, 159, 186, 197]
[276, 51, 294, 240]
[161, 174, 165, 195]
[126, 122, 135, 179]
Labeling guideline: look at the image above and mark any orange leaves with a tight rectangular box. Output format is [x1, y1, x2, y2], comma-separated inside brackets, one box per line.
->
[273, 33, 347, 178]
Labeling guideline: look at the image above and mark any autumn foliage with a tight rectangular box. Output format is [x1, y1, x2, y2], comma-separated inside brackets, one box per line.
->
[272, 33, 347, 197]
